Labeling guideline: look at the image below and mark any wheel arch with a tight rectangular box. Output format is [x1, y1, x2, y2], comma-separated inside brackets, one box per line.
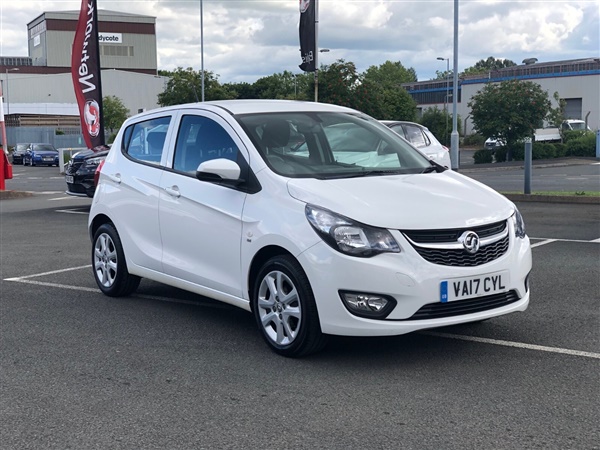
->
[247, 245, 297, 312]
[89, 213, 113, 242]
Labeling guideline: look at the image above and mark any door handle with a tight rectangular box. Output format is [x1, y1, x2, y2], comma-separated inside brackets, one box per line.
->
[164, 186, 181, 198]
[108, 173, 121, 184]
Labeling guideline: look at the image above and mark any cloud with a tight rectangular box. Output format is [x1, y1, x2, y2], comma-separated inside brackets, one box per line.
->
[0, 0, 596, 83]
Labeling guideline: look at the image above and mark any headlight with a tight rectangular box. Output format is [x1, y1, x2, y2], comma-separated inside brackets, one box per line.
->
[84, 156, 105, 167]
[305, 205, 400, 257]
[511, 207, 526, 238]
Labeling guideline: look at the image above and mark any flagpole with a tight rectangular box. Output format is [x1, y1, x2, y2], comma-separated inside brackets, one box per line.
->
[92, 0, 105, 146]
[200, 0, 205, 102]
[314, 0, 319, 102]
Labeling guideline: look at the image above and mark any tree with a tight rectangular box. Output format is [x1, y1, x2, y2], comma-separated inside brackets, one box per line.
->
[462, 57, 517, 76]
[547, 92, 567, 127]
[468, 79, 552, 160]
[420, 107, 461, 147]
[103, 95, 129, 134]
[157, 67, 235, 106]
[362, 61, 418, 120]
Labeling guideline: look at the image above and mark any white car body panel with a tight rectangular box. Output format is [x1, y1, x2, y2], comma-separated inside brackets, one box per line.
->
[90, 100, 532, 340]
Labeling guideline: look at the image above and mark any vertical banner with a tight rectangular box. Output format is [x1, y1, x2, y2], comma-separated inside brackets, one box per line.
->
[299, 0, 316, 72]
[71, 0, 105, 150]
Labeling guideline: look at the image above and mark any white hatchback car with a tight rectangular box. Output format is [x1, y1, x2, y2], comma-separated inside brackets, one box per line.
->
[381, 120, 452, 168]
[89, 100, 531, 357]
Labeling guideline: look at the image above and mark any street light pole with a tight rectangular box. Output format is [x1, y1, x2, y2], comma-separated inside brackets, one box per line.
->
[315, 48, 329, 102]
[450, 0, 460, 171]
[436, 57, 449, 141]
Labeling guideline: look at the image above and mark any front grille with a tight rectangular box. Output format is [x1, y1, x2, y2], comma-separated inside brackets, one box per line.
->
[412, 234, 509, 266]
[402, 220, 509, 267]
[404, 221, 506, 244]
[66, 161, 84, 174]
[404, 290, 520, 320]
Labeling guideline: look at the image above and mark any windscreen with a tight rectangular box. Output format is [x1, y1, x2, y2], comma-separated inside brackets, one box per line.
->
[237, 112, 431, 179]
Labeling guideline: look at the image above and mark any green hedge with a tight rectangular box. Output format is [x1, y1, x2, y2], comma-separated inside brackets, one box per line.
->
[463, 134, 486, 146]
[472, 133, 596, 164]
[565, 133, 596, 157]
[473, 149, 493, 164]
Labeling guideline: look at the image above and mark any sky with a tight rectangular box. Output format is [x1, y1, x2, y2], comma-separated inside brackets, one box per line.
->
[0, 0, 598, 83]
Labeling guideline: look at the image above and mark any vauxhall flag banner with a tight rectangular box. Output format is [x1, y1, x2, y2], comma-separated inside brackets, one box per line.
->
[299, 0, 316, 72]
[71, 0, 105, 150]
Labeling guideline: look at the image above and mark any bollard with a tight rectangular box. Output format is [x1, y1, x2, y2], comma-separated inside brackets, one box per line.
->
[596, 130, 600, 160]
[524, 138, 532, 195]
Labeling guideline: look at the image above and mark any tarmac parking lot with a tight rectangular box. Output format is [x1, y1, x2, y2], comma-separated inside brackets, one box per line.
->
[1, 164, 599, 449]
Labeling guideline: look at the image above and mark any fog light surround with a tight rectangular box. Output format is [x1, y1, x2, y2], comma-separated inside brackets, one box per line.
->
[339, 291, 397, 319]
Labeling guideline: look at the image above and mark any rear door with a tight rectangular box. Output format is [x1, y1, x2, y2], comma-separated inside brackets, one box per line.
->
[158, 110, 248, 298]
[101, 112, 173, 272]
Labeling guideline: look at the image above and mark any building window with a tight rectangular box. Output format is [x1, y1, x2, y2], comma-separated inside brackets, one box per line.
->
[100, 45, 134, 57]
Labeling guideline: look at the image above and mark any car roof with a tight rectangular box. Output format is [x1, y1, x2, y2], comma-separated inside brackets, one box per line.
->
[135, 99, 359, 119]
[381, 120, 425, 128]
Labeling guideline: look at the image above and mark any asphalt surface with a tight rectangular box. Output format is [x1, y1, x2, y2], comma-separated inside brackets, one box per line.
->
[1, 160, 599, 449]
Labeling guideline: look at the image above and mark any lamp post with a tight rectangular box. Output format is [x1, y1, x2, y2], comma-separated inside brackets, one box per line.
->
[436, 57, 449, 140]
[5, 68, 20, 116]
[314, 48, 330, 102]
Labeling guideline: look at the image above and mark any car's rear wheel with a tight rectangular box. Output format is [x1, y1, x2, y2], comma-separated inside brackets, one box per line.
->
[92, 223, 140, 297]
[252, 255, 327, 357]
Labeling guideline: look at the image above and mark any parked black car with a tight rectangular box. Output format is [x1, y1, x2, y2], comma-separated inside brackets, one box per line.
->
[65, 148, 109, 198]
[11, 143, 30, 165]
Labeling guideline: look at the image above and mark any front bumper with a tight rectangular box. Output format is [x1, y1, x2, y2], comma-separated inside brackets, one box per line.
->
[298, 226, 531, 337]
[65, 176, 95, 197]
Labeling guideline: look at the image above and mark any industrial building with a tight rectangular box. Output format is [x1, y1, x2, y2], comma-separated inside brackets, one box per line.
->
[403, 57, 600, 135]
[0, 9, 168, 146]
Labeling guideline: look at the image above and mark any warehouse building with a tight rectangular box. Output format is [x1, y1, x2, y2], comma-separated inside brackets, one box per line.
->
[0, 9, 168, 146]
[403, 57, 600, 135]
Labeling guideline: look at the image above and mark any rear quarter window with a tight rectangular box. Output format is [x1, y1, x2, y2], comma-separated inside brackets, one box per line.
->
[122, 116, 171, 164]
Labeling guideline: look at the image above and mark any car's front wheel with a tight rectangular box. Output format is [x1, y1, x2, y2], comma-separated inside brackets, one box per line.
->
[92, 223, 140, 297]
[252, 255, 327, 357]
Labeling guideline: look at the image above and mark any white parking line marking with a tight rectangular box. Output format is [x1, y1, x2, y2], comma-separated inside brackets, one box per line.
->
[531, 239, 558, 248]
[4, 265, 91, 281]
[50, 197, 79, 201]
[531, 237, 600, 244]
[56, 209, 89, 215]
[10, 279, 99, 292]
[5, 278, 233, 310]
[423, 331, 600, 360]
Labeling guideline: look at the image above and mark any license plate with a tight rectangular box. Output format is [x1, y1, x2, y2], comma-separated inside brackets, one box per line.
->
[440, 271, 509, 303]
[65, 175, 74, 183]
[43, 157, 53, 161]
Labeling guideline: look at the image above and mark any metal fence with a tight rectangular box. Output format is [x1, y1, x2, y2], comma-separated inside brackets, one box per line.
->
[6, 126, 85, 149]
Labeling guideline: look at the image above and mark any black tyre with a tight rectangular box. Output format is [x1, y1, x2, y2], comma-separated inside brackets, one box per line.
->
[92, 223, 140, 297]
[252, 255, 327, 357]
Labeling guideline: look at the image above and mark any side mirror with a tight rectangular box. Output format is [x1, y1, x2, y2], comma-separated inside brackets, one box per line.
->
[196, 158, 242, 184]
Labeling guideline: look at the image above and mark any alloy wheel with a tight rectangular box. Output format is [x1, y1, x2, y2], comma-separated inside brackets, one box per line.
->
[94, 232, 118, 289]
[257, 270, 302, 346]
